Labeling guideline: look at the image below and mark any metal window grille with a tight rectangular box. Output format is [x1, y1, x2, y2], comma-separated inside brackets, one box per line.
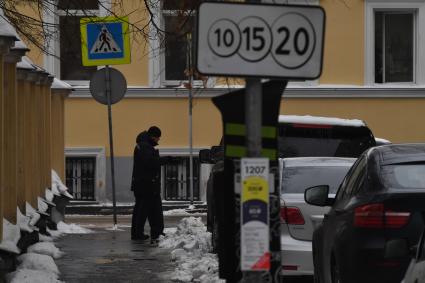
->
[66, 157, 96, 200]
[163, 157, 200, 201]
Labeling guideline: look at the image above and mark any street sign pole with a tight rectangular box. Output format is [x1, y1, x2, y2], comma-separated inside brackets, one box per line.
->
[105, 65, 118, 227]
[246, 78, 262, 157]
[82, 16, 130, 229]
[188, 33, 194, 207]
[244, 0, 264, 280]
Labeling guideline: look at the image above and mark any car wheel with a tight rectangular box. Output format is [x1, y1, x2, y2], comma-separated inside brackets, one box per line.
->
[331, 256, 342, 283]
[211, 216, 219, 253]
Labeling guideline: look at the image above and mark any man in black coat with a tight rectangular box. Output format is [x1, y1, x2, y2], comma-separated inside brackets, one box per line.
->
[131, 126, 165, 243]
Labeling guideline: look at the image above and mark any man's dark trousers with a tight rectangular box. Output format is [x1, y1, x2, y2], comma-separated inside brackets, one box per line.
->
[131, 193, 162, 239]
[131, 194, 146, 239]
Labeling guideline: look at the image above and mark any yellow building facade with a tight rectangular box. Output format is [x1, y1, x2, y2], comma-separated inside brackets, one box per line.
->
[29, 0, 425, 203]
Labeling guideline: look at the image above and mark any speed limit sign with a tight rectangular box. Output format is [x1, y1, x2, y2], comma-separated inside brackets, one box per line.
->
[196, 2, 325, 79]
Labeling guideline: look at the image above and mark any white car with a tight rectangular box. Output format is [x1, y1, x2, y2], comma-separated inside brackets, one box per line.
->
[280, 157, 355, 276]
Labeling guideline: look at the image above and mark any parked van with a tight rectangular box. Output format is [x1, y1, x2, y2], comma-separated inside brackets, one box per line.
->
[277, 115, 376, 158]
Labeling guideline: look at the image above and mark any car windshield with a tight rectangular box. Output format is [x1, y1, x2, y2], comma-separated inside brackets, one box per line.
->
[281, 166, 351, 194]
[381, 163, 425, 190]
[278, 125, 375, 158]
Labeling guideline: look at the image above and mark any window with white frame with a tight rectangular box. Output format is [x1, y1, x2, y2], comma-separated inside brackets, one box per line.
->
[374, 11, 415, 83]
[43, 0, 109, 82]
[160, 1, 195, 86]
[57, 0, 100, 81]
[150, 0, 195, 87]
[365, 1, 425, 85]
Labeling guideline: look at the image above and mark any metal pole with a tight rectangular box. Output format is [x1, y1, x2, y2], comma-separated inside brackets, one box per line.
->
[245, 79, 262, 157]
[243, 1, 263, 282]
[105, 65, 118, 227]
[188, 33, 194, 206]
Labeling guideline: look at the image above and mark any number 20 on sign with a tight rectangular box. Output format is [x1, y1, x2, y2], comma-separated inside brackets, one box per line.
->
[196, 2, 325, 79]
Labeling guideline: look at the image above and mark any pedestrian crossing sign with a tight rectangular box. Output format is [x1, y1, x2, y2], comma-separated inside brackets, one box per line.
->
[80, 16, 131, 66]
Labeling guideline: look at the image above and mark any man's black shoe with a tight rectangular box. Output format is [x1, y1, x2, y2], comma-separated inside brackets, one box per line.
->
[132, 234, 150, 241]
[150, 238, 159, 246]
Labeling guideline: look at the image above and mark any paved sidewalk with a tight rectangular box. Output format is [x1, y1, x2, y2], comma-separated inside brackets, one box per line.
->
[56, 227, 176, 283]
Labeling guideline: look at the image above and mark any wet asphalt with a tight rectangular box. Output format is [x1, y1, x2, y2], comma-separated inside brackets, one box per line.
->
[55, 215, 208, 283]
[55, 215, 312, 283]
[56, 227, 175, 283]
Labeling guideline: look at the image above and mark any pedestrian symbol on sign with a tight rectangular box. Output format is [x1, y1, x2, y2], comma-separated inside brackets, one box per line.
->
[91, 25, 122, 54]
[80, 16, 131, 66]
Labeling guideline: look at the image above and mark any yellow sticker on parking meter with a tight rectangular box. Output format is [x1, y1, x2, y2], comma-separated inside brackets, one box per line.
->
[241, 176, 269, 203]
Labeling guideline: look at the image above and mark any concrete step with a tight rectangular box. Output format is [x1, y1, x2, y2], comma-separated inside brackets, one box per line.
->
[65, 201, 207, 215]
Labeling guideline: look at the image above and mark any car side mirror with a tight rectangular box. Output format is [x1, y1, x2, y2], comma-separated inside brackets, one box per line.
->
[304, 185, 332, 207]
[210, 146, 223, 162]
[199, 149, 212, 164]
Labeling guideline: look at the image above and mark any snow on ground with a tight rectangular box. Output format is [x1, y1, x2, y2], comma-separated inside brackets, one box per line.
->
[27, 242, 64, 259]
[6, 253, 63, 283]
[57, 221, 94, 234]
[6, 220, 91, 283]
[5, 269, 63, 283]
[159, 217, 224, 283]
[163, 209, 206, 216]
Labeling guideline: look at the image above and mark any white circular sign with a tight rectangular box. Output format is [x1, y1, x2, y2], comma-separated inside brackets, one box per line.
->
[237, 16, 272, 62]
[271, 12, 316, 69]
[208, 19, 241, 58]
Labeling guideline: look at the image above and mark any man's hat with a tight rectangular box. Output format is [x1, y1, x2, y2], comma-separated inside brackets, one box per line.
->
[147, 126, 161, 138]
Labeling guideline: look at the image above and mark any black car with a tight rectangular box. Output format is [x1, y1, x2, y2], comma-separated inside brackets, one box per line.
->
[305, 143, 425, 283]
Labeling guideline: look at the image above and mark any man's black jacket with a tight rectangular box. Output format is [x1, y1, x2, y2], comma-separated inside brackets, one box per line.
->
[131, 131, 163, 197]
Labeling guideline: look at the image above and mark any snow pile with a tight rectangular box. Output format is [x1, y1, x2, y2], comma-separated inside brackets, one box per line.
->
[27, 242, 64, 259]
[163, 209, 206, 216]
[5, 269, 63, 283]
[0, 219, 21, 254]
[46, 221, 93, 239]
[159, 217, 223, 282]
[164, 209, 188, 216]
[17, 208, 33, 233]
[39, 234, 54, 242]
[6, 253, 62, 282]
[51, 170, 73, 199]
[57, 221, 93, 234]
[17, 253, 59, 274]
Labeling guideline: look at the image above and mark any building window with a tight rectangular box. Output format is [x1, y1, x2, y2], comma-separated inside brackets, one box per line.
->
[161, 1, 195, 85]
[365, 1, 425, 86]
[374, 11, 415, 83]
[43, 0, 109, 82]
[57, 0, 100, 81]
[66, 156, 96, 200]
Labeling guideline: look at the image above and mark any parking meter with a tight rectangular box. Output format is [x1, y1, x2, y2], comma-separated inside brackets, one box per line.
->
[212, 81, 287, 282]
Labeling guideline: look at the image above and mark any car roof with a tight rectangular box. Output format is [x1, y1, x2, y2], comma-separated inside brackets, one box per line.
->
[278, 115, 366, 127]
[369, 143, 425, 165]
[282, 157, 356, 167]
